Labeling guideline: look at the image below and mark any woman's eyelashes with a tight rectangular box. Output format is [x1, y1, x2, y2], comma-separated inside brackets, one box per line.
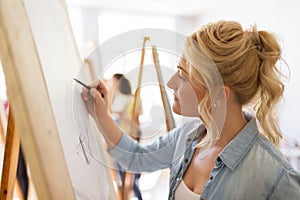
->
[178, 71, 186, 81]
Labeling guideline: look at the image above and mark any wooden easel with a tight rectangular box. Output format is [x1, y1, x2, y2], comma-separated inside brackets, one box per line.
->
[0, 107, 23, 200]
[130, 37, 175, 132]
[1, 0, 115, 199]
[120, 37, 176, 200]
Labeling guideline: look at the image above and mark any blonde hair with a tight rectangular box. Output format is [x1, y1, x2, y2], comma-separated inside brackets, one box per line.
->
[184, 21, 285, 147]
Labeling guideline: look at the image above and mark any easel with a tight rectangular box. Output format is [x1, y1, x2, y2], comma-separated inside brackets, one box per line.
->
[1, 0, 116, 199]
[119, 37, 176, 200]
[0, 107, 24, 200]
[130, 37, 175, 132]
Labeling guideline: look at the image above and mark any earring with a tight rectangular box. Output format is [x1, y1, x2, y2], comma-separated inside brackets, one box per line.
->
[213, 103, 217, 108]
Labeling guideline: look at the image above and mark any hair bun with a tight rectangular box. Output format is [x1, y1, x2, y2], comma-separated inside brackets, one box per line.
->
[250, 26, 281, 62]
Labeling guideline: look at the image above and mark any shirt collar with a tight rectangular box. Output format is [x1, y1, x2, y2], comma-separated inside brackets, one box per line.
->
[186, 115, 259, 171]
[218, 117, 259, 171]
[185, 119, 205, 138]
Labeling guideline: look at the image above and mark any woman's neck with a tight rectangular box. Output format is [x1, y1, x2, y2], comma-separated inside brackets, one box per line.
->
[215, 107, 247, 148]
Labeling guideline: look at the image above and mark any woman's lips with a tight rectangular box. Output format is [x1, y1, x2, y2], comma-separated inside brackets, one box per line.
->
[174, 95, 179, 102]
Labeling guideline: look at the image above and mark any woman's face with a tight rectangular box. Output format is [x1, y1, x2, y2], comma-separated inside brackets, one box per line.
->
[167, 60, 205, 117]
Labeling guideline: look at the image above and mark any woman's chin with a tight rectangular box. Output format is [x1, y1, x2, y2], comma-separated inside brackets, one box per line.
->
[172, 106, 190, 117]
[172, 105, 181, 115]
[172, 106, 200, 118]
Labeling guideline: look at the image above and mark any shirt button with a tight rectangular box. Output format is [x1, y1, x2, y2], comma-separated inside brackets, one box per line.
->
[184, 158, 189, 163]
[209, 176, 213, 180]
[176, 178, 181, 182]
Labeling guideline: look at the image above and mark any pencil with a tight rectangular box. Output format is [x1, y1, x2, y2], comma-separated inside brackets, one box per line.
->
[73, 78, 104, 97]
[73, 78, 91, 90]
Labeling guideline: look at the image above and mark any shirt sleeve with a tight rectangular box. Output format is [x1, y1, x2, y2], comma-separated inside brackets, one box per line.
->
[108, 127, 180, 173]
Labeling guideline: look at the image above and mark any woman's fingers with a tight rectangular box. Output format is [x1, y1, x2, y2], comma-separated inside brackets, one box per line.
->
[85, 79, 107, 99]
[81, 79, 110, 119]
[81, 87, 90, 101]
[95, 80, 108, 99]
[90, 88, 99, 99]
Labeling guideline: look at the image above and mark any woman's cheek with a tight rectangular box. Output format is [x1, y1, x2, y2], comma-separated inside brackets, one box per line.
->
[181, 90, 200, 116]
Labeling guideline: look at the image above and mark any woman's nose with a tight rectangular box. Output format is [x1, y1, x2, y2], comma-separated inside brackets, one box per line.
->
[167, 73, 177, 90]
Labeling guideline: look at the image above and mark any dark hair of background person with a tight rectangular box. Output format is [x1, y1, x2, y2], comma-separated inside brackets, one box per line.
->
[113, 73, 132, 95]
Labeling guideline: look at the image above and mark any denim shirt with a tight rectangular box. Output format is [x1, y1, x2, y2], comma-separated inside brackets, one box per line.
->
[108, 118, 300, 200]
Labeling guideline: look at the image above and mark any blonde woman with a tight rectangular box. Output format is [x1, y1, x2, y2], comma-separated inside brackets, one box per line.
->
[82, 21, 300, 199]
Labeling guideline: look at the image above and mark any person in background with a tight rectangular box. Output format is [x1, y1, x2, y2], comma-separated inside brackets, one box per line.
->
[107, 73, 143, 200]
[83, 21, 300, 199]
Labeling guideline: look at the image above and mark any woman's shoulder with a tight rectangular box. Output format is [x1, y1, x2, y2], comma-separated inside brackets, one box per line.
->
[253, 135, 300, 197]
[246, 134, 300, 186]
[255, 134, 293, 170]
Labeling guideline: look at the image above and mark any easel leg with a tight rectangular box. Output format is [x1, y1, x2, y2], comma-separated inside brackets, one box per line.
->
[0, 108, 20, 200]
[122, 172, 134, 200]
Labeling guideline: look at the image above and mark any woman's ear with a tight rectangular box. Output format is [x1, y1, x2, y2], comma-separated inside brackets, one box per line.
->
[216, 86, 230, 103]
[224, 86, 231, 101]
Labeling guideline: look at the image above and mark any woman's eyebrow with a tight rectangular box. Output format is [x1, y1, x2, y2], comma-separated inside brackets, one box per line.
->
[177, 66, 187, 73]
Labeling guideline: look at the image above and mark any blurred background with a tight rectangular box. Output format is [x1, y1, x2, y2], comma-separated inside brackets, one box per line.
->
[0, 0, 299, 199]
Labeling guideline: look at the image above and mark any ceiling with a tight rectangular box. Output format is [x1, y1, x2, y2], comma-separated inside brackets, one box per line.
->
[65, 0, 254, 16]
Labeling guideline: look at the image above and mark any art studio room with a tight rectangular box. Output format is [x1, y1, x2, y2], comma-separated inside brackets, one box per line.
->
[0, 0, 299, 200]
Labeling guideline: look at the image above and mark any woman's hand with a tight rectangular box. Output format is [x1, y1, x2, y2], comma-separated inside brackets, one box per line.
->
[81, 79, 122, 149]
[81, 80, 110, 121]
